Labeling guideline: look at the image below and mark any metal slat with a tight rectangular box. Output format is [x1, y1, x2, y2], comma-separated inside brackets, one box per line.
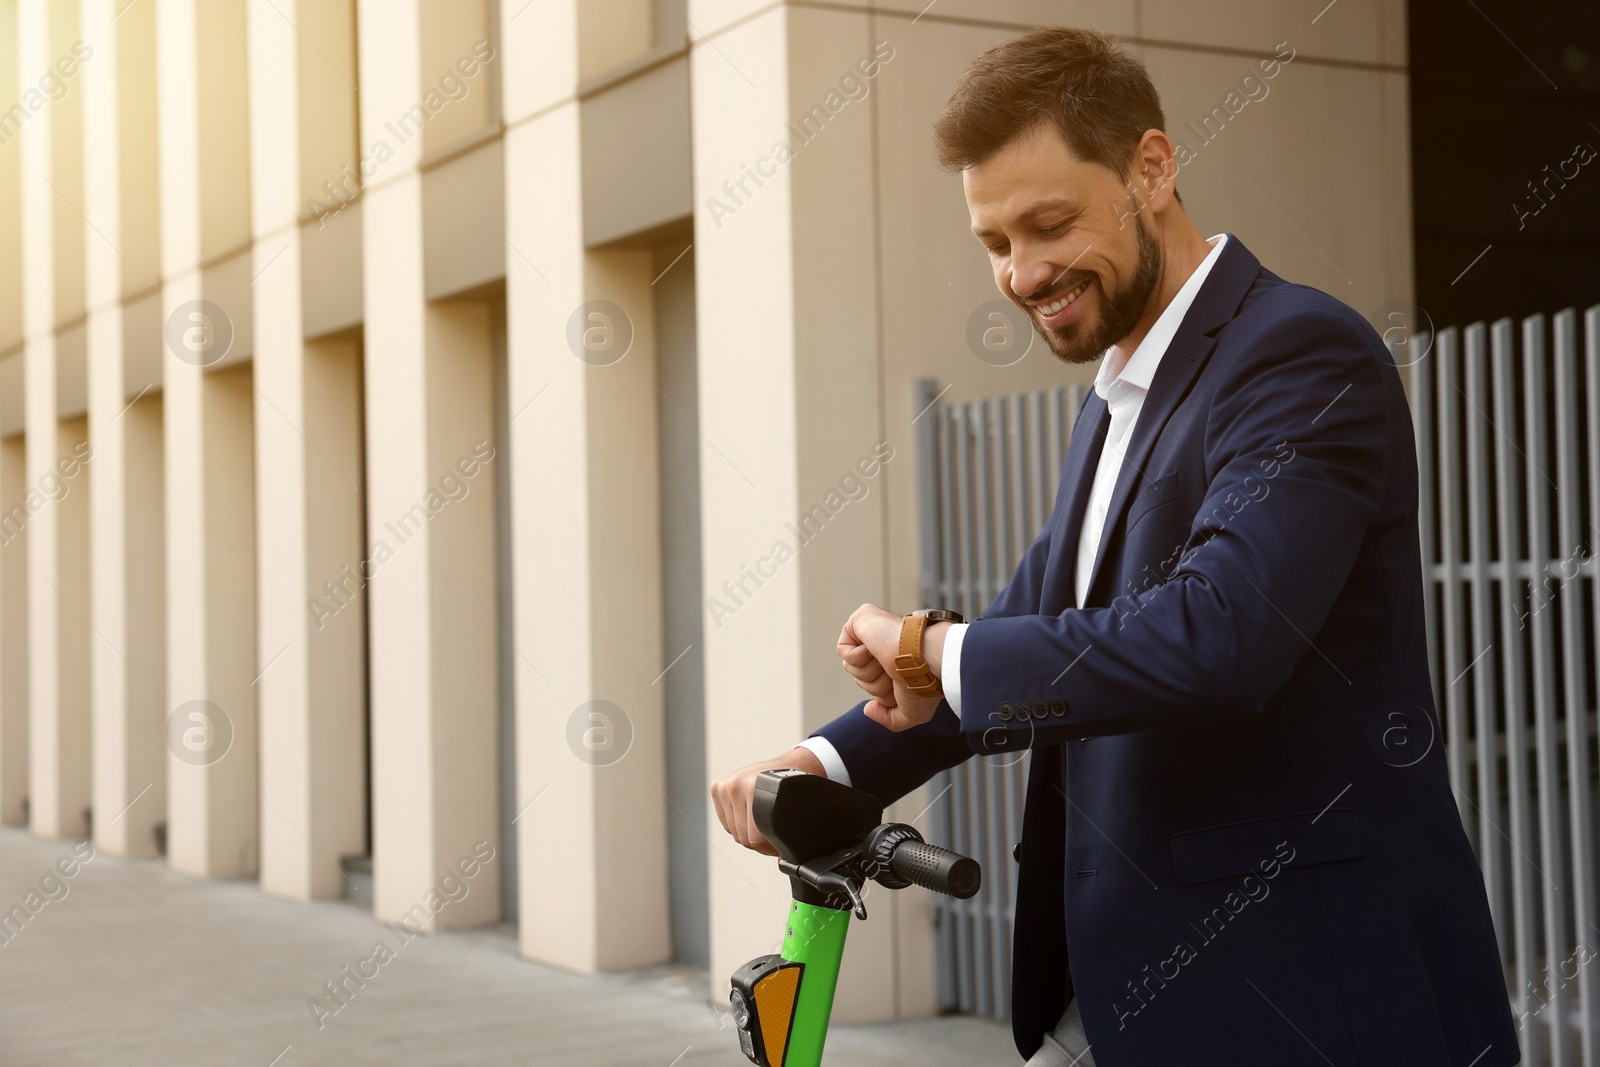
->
[947, 404, 972, 1017]
[1582, 303, 1600, 1066]
[1491, 317, 1541, 1066]
[1412, 335, 1444, 708]
[918, 384, 958, 1014]
[1524, 313, 1573, 1066]
[964, 402, 986, 1016]
[1465, 323, 1507, 940]
[993, 399, 1016, 1012]
[1007, 393, 1026, 569]
[1436, 329, 1472, 829]
[975, 398, 1001, 1015]
[914, 379, 945, 612]
[998, 395, 1023, 1011]
[938, 404, 959, 627]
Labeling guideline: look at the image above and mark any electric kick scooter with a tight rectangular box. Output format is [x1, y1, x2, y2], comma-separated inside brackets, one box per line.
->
[729, 768, 982, 1067]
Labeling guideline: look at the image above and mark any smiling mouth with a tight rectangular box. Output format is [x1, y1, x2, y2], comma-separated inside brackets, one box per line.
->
[1028, 278, 1091, 323]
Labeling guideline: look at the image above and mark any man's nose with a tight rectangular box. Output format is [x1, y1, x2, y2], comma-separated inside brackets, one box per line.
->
[1010, 252, 1061, 303]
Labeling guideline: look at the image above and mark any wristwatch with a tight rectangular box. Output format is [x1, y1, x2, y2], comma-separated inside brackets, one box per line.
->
[895, 609, 965, 697]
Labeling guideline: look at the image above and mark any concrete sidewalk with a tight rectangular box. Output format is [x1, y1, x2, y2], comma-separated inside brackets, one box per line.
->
[0, 829, 1018, 1066]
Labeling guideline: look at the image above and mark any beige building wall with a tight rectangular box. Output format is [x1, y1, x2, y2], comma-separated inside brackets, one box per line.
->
[1, 0, 1412, 1029]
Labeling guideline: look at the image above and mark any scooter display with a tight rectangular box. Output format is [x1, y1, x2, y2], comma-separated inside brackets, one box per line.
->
[729, 768, 982, 1067]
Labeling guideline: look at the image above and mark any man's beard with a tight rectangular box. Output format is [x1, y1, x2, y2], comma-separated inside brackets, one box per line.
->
[1030, 214, 1163, 366]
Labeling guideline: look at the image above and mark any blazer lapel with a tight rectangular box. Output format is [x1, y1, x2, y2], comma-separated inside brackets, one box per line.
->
[1039, 392, 1109, 614]
[1079, 234, 1263, 604]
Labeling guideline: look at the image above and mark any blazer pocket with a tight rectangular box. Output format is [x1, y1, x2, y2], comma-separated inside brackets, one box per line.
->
[1126, 471, 1179, 533]
[1169, 806, 1367, 885]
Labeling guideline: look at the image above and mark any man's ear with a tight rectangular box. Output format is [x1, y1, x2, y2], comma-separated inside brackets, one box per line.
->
[1132, 129, 1180, 213]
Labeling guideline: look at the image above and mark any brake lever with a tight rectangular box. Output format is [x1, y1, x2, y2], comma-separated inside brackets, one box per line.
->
[779, 844, 872, 919]
[811, 871, 867, 920]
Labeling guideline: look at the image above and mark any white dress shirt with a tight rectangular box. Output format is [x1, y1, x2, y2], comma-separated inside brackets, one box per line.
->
[801, 235, 1229, 786]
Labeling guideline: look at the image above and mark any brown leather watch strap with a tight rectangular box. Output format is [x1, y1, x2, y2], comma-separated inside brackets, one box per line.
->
[894, 612, 942, 696]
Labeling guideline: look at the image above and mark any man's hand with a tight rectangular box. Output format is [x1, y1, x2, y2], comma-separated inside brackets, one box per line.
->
[838, 604, 948, 732]
[710, 746, 825, 856]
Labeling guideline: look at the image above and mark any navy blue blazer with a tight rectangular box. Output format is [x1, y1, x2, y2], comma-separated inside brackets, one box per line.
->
[813, 236, 1518, 1065]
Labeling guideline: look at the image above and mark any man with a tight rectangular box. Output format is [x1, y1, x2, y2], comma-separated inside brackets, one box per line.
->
[711, 26, 1517, 1067]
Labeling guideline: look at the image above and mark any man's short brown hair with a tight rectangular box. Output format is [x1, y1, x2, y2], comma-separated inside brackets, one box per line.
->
[933, 26, 1172, 188]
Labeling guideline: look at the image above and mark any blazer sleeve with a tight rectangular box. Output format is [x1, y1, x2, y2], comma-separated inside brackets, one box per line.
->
[808, 522, 1055, 807]
[955, 304, 1392, 751]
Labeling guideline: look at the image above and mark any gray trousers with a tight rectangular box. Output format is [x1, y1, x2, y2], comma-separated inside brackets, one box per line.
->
[1022, 996, 1097, 1066]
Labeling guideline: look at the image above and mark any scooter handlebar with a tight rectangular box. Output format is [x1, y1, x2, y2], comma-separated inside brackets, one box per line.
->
[889, 839, 981, 899]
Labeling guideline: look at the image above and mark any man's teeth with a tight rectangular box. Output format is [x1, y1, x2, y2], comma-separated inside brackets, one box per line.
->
[1037, 280, 1089, 316]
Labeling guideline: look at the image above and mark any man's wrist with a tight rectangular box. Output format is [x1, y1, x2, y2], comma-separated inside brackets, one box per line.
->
[792, 739, 846, 784]
[924, 620, 954, 679]
[785, 743, 826, 777]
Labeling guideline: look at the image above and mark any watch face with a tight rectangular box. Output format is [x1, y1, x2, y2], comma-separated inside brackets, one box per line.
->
[917, 608, 965, 624]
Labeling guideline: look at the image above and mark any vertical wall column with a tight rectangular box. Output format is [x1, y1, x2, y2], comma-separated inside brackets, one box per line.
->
[19, 0, 92, 840]
[0, 432, 26, 825]
[359, 0, 500, 929]
[0, 0, 18, 351]
[25, 409, 91, 841]
[0, 0, 26, 826]
[249, 0, 366, 902]
[163, 348, 257, 876]
[500, 0, 669, 972]
[158, 0, 259, 878]
[83, 0, 167, 859]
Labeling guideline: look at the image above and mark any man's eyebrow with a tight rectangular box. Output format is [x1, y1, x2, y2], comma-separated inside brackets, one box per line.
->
[971, 197, 1078, 238]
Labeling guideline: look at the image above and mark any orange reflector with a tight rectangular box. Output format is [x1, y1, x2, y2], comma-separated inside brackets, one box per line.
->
[753, 963, 803, 1065]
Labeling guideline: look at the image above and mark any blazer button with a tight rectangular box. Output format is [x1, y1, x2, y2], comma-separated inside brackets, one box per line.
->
[1012, 842, 1022, 863]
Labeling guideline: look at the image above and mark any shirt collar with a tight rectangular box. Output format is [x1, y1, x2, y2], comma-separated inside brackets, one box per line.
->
[1094, 233, 1228, 400]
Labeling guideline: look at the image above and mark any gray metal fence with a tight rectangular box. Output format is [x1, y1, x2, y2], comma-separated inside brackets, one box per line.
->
[913, 305, 1600, 1065]
[1414, 308, 1600, 1067]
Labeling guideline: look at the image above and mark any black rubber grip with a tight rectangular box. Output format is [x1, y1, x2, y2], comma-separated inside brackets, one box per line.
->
[889, 840, 981, 899]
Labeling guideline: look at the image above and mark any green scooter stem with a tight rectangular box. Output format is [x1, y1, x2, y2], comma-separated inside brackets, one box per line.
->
[778, 898, 852, 1067]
